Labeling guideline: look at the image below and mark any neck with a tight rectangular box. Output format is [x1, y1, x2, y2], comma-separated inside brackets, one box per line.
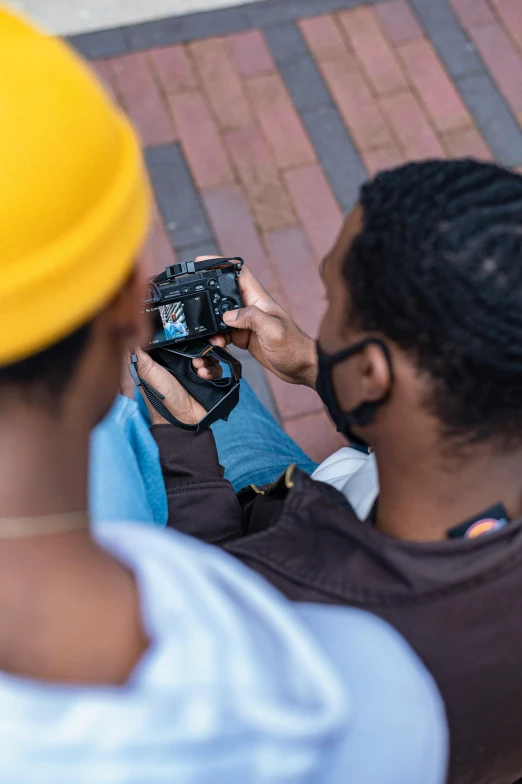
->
[374, 437, 522, 542]
[0, 403, 90, 518]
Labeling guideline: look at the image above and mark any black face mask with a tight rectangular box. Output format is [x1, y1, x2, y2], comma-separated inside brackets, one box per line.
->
[316, 338, 393, 450]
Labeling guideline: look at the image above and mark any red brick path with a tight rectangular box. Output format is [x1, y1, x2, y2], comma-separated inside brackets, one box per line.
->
[92, 0, 522, 463]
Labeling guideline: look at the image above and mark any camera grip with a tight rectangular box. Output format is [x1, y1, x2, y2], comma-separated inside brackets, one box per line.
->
[132, 342, 242, 431]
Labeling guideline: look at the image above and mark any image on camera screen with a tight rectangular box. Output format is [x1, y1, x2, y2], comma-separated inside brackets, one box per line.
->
[147, 294, 214, 347]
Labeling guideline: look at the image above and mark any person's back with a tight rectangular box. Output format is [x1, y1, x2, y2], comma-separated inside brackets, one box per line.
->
[225, 160, 522, 784]
[225, 465, 522, 784]
[308, 447, 522, 783]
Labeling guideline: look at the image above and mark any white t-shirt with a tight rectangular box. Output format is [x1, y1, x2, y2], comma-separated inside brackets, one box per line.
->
[312, 448, 379, 520]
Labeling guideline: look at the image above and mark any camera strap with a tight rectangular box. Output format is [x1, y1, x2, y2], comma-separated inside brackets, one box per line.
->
[129, 341, 242, 431]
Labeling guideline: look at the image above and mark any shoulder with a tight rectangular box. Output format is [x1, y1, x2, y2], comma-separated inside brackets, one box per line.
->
[94, 521, 345, 699]
[92, 523, 350, 777]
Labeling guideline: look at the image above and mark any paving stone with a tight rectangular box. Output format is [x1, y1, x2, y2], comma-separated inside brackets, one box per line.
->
[456, 72, 522, 166]
[299, 14, 349, 59]
[246, 0, 368, 28]
[397, 38, 472, 133]
[175, 242, 220, 264]
[149, 45, 198, 95]
[339, 7, 408, 97]
[317, 52, 396, 151]
[469, 21, 522, 120]
[379, 90, 446, 160]
[226, 30, 275, 77]
[168, 91, 235, 189]
[90, 59, 119, 102]
[146, 200, 177, 275]
[361, 144, 404, 177]
[375, 0, 424, 44]
[300, 104, 367, 211]
[266, 374, 323, 420]
[284, 165, 343, 262]
[284, 410, 346, 464]
[190, 37, 252, 131]
[265, 225, 325, 337]
[246, 73, 317, 169]
[492, 0, 522, 53]
[68, 27, 127, 59]
[203, 185, 285, 298]
[124, 6, 249, 50]
[263, 22, 310, 64]
[145, 144, 214, 253]
[224, 126, 296, 231]
[301, 15, 397, 151]
[450, 0, 496, 29]
[276, 54, 334, 112]
[441, 125, 493, 160]
[112, 52, 176, 146]
[409, 0, 484, 79]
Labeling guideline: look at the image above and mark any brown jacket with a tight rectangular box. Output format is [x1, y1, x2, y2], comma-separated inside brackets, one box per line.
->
[153, 425, 522, 784]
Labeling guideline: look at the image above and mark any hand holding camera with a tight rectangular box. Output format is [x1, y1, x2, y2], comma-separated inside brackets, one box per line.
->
[134, 255, 317, 428]
[218, 265, 317, 390]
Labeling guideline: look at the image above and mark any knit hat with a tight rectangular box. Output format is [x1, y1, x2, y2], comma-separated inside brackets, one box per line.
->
[0, 7, 150, 365]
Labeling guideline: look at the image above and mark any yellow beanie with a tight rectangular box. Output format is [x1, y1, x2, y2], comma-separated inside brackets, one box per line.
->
[0, 7, 150, 365]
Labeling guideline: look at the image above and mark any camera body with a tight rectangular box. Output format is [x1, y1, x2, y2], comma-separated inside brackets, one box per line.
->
[144, 258, 243, 351]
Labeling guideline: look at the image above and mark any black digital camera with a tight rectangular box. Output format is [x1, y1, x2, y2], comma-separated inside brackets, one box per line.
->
[143, 257, 244, 351]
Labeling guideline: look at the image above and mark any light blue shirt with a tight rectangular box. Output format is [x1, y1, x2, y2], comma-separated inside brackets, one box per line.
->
[90, 395, 167, 527]
[164, 320, 187, 339]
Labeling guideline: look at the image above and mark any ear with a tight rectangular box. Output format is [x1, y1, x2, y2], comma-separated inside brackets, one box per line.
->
[358, 342, 393, 403]
[333, 340, 392, 411]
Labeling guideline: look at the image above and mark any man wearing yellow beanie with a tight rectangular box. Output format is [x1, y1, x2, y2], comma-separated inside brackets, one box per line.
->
[0, 8, 449, 784]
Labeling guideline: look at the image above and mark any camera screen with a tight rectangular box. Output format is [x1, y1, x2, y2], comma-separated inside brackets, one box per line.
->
[146, 293, 214, 348]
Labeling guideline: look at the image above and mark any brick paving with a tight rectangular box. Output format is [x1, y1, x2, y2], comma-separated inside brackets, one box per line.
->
[80, 0, 522, 463]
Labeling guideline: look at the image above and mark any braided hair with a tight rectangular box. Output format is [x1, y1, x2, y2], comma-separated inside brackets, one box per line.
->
[345, 159, 522, 446]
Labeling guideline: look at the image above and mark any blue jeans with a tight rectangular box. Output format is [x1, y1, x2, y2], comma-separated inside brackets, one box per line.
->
[212, 380, 319, 491]
[89, 381, 317, 524]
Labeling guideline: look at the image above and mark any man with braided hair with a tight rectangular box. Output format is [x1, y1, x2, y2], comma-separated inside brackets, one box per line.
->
[151, 159, 522, 783]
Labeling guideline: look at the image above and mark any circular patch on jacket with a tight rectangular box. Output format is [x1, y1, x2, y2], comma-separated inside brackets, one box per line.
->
[465, 518, 504, 539]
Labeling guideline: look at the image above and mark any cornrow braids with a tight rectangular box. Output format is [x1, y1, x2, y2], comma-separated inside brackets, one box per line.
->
[345, 159, 522, 446]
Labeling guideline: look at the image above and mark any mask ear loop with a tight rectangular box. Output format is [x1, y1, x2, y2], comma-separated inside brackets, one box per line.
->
[333, 337, 394, 428]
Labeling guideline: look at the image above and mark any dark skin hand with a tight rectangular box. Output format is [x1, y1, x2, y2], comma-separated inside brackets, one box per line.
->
[135, 261, 318, 426]
[194, 265, 317, 388]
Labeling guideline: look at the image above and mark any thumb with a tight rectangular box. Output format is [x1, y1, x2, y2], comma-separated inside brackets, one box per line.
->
[223, 304, 270, 332]
[133, 347, 177, 393]
[223, 305, 285, 344]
